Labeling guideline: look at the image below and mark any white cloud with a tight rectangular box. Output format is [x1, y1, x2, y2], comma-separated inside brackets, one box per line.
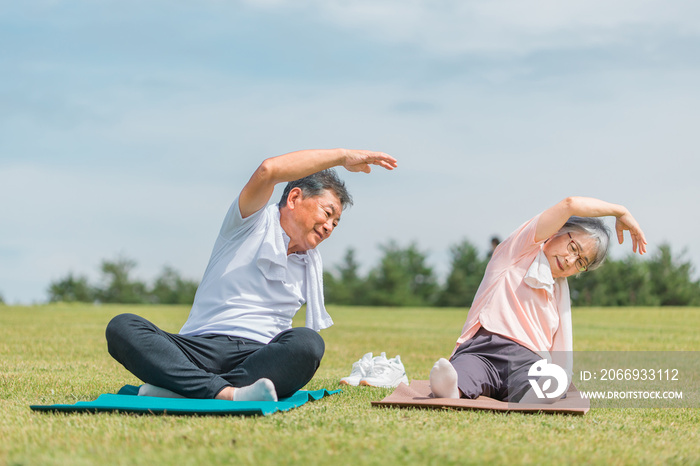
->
[245, 0, 700, 55]
[2, 0, 700, 304]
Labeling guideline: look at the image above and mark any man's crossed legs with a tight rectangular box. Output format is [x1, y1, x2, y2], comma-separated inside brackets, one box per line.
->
[105, 313, 324, 401]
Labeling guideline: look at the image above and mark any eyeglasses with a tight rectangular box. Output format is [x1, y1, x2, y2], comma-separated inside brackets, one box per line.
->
[567, 233, 589, 273]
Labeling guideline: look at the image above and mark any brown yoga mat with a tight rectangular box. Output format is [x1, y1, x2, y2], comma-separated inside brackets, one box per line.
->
[371, 380, 589, 415]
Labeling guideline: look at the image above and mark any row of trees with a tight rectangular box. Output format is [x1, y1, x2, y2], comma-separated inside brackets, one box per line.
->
[323, 241, 700, 307]
[46, 241, 700, 307]
[322, 242, 486, 307]
[48, 257, 198, 305]
[568, 245, 700, 306]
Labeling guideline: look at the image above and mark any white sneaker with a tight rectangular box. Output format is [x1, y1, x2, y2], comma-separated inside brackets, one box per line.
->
[340, 352, 375, 386]
[360, 354, 409, 388]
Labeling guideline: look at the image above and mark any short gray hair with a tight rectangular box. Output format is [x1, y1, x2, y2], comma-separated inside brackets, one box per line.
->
[556, 216, 611, 271]
[278, 169, 353, 210]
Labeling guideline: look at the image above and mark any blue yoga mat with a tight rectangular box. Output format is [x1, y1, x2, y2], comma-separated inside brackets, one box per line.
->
[30, 385, 341, 416]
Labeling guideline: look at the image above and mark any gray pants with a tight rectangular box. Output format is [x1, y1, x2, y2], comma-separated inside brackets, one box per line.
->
[106, 313, 325, 399]
[450, 328, 541, 402]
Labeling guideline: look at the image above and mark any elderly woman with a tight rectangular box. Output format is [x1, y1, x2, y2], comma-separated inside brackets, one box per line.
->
[429, 197, 647, 402]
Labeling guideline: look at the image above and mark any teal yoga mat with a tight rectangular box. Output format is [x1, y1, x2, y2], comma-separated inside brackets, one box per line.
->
[30, 385, 341, 416]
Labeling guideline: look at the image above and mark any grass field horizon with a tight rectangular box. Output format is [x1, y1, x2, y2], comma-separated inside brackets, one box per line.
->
[1, 304, 698, 465]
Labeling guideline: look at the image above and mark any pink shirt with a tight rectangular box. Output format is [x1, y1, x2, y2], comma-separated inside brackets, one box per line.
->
[453, 214, 572, 356]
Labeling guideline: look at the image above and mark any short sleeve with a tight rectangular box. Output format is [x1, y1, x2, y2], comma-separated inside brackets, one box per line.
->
[218, 197, 268, 240]
[491, 214, 542, 264]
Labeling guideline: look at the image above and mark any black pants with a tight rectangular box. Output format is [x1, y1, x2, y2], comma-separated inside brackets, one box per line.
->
[105, 313, 325, 399]
[450, 328, 541, 402]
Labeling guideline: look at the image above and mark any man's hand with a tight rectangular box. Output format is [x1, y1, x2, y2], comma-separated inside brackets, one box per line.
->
[240, 148, 397, 219]
[342, 149, 398, 173]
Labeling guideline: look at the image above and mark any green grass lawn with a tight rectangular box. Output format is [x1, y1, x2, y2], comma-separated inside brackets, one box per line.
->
[1, 304, 698, 465]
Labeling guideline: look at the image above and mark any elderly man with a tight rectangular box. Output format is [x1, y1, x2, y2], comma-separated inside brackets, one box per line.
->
[106, 149, 397, 401]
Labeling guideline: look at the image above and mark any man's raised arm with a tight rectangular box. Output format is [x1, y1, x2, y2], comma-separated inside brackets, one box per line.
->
[238, 149, 397, 219]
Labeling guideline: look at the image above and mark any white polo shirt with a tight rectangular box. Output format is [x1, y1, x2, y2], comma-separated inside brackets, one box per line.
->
[179, 198, 313, 344]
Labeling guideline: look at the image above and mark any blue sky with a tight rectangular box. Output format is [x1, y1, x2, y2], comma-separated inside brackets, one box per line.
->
[2, 0, 699, 304]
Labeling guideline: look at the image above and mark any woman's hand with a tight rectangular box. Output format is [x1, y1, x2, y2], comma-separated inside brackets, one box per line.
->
[342, 150, 398, 173]
[536, 197, 649, 253]
[615, 210, 648, 255]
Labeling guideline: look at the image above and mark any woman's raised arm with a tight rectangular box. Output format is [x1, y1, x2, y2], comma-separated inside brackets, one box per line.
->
[535, 196, 647, 254]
